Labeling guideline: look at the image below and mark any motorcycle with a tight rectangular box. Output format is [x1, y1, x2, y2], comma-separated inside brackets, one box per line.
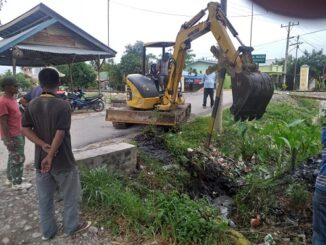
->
[68, 91, 105, 112]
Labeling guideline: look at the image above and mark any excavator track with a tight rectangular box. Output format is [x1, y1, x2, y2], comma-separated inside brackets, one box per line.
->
[106, 103, 191, 128]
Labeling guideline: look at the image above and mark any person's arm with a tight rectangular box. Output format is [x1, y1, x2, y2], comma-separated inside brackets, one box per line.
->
[0, 115, 15, 150]
[40, 130, 65, 173]
[0, 115, 10, 139]
[19, 97, 29, 107]
[21, 127, 50, 152]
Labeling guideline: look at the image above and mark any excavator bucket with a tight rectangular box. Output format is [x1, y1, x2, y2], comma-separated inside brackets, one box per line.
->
[230, 72, 274, 121]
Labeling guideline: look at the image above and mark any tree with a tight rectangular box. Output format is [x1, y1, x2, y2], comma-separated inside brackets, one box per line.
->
[119, 41, 144, 77]
[273, 49, 326, 89]
[107, 63, 123, 90]
[187, 67, 198, 76]
[0, 0, 6, 11]
[297, 50, 326, 79]
[15, 73, 35, 90]
[185, 49, 196, 67]
[57, 62, 97, 90]
[0, 70, 34, 91]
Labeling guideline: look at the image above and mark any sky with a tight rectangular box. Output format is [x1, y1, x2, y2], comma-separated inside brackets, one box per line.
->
[0, 0, 326, 66]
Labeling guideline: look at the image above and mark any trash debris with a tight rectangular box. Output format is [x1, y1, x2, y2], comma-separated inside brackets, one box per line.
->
[264, 233, 274, 244]
[212, 195, 234, 218]
[250, 214, 261, 228]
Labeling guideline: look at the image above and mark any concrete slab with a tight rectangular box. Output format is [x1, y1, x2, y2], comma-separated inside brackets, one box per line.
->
[74, 142, 137, 172]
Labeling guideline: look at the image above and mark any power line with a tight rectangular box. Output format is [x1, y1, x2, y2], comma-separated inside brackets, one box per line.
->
[112, 1, 191, 17]
[301, 28, 326, 36]
[112, 0, 265, 18]
[229, 13, 264, 18]
[301, 38, 319, 50]
[254, 28, 326, 49]
[297, 27, 324, 45]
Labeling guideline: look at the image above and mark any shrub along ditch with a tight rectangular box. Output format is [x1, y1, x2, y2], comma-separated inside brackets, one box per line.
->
[80, 167, 231, 244]
[80, 96, 321, 244]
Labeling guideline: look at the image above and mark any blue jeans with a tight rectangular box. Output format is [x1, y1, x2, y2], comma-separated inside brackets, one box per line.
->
[313, 189, 326, 244]
[36, 167, 81, 238]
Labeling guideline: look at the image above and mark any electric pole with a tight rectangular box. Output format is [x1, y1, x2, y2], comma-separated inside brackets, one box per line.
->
[107, 0, 110, 46]
[250, 2, 253, 46]
[221, 0, 227, 15]
[290, 35, 303, 90]
[281, 21, 299, 85]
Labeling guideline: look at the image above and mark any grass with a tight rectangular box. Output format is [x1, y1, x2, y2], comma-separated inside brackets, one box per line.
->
[155, 97, 321, 226]
[80, 167, 231, 244]
[80, 96, 321, 244]
[163, 116, 217, 156]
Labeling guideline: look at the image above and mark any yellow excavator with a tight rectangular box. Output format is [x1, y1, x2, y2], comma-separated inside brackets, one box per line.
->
[106, 2, 274, 129]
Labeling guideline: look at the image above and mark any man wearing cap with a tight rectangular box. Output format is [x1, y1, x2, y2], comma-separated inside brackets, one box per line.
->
[19, 67, 65, 109]
[0, 76, 31, 190]
[22, 67, 90, 241]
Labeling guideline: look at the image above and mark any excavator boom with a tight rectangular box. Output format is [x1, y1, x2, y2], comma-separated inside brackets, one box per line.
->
[106, 2, 274, 128]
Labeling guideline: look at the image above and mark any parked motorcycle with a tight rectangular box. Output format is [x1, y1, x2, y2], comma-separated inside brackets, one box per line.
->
[68, 91, 105, 112]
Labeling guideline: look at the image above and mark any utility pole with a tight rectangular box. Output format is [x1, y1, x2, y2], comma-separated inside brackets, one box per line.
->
[290, 35, 303, 90]
[107, 0, 110, 46]
[281, 21, 299, 85]
[250, 2, 253, 46]
[221, 0, 227, 15]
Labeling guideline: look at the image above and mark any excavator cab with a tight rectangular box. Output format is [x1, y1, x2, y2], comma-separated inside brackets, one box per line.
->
[126, 41, 175, 109]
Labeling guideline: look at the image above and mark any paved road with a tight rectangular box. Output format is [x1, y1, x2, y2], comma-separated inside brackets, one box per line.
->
[0, 90, 233, 170]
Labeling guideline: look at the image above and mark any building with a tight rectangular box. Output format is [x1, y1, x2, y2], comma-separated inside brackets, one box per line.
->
[183, 58, 283, 91]
[186, 59, 217, 75]
[184, 59, 217, 91]
[259, 64, 283, 86]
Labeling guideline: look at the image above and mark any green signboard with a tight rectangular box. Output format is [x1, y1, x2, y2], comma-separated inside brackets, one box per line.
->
[252, 54, 266, 64]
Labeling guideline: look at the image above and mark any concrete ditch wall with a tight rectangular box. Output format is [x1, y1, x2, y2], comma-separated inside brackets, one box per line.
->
[74, 142, 137, 172]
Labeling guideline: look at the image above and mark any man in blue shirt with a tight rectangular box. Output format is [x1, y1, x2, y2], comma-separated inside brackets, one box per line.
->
[19, 67, 65, 111]
[313, 126, 326, 244]
[202, 68, 216, 108]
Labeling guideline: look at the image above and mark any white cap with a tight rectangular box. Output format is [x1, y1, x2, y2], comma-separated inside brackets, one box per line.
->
[45, 66, 65, 78]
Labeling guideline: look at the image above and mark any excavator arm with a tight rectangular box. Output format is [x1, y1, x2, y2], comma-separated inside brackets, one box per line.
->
[106, 2, 273, 128]
[159, 2, 274, 120]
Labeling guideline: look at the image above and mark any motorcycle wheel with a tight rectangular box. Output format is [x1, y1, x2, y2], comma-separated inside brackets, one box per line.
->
[70, 104, 76, 112]
[93, 101, 105, 112]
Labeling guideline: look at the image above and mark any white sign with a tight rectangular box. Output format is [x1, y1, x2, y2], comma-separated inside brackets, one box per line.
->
[299, 65, 309, 91]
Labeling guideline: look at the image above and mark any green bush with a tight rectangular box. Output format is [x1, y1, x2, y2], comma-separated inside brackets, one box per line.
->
[286, 182, 309, 207]
[80, 167, 230, 244]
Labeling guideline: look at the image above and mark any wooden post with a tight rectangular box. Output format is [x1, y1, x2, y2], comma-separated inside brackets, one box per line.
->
[207, 69, 226, 146]
[69, 64, 73, 91]
[12, 56, 16, 77]
[214, 76, 224, 133]
[207, 45, 232, 147]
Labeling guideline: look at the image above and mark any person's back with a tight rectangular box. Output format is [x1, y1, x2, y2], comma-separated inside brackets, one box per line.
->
[22, 67, 90, 241]
[203, 72, 216, 89]
[202, 69, 216, 108]
[26, 95, 74, 171]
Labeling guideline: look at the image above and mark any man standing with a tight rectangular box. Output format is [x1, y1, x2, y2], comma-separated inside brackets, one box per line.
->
[19, 67, 65, 110]
[22, 67, 90, 241]
[157, 53, 170, 92]
[313, 125, 326, 244]
[202, 68, 216, 108]
[0, 76, 31, 189]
